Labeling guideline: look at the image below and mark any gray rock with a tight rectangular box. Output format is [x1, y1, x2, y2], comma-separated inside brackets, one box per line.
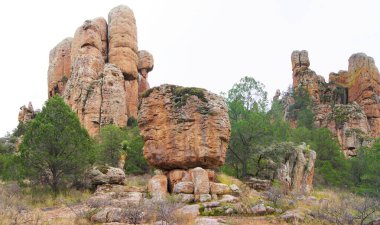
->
[175, 193, 195, 203]
[203, 201, 220, 208]
[219, 194, 238, 203]
[199, 194, 212, 202]
[251, 203, 266, 215]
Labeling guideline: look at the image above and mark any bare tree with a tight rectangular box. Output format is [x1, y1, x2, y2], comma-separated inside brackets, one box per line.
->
[353, 196, 380, 225]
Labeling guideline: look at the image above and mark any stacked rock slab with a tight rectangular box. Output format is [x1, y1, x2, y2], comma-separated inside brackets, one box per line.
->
[47, 5, 154, 136]
[287, 50, 377, 156]
[139, 84, 232, 202]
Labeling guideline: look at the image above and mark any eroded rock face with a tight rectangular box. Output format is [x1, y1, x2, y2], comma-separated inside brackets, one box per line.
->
[108, 5, 138, 79]
[48, 38, 72, 97]
[138, 84, 231, 170]
[277, 143, 316, 194]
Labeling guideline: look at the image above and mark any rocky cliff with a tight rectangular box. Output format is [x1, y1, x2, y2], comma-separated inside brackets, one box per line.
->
[285, 50, 379, 156]
[47, 5, 154, 136]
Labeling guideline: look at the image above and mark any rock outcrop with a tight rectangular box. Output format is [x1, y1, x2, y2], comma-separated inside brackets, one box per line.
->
[277, 143, 316, 194]
[285, 50, 380, 155]
[138, 84, 231, 170]
[47, 5, 154, 136]
[18, 102, 35, 124]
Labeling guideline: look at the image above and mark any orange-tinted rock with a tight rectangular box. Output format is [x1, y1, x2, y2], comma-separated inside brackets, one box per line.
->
[71, 20, 104, 63]
[138, 50, 154, 97]
[108, 5, 138, 79]
[210, 182, 231, 195]
[48, 38, 72, 97]
[93, 17, 108, 61]
[138, 84, 231, 170]
[124, 80, 139, 119]
[148, 174, 168, 200]
[190, 167, 210, 195]
[291, 50, 324, 104]
[99, 64, 128, 128]
[288, 50, 378, 154]
[63, 20, 105, 136]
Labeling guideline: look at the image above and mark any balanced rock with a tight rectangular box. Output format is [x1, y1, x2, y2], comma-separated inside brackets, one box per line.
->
[48, 38, 72, 97]
[138, 50, 154, 97]
[138, 84, 231, 170]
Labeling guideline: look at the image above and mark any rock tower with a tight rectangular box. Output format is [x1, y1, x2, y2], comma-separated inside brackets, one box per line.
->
[47, 5, 154, 136]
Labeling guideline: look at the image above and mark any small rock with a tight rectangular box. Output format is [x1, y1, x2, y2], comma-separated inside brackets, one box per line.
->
[265, 206, 276, 214]
[198, 194, 212, 202]
[87, 195, 112, 208]
[251, 203, 266, 215]
[210, 182, 231, 195]
[280, 210, 305, 223]
[229, 184, 240, 193]
[195, 217, 224, 225]
[175, 193, 195, 203]
[177, 204, 200, 218]
[219, 194, 238, 203]
[203, 201, 220, 208]
[173, 181, 194, 194]
[225, 208, 234, 214]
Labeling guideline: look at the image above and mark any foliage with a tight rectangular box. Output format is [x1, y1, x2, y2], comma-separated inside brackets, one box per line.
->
[288, 87, 315, 129]
[351, 139, 380, 196]
[19, 96, 94, 194]
[226, 76, 268, 112]
[96, 125, 125, 167]
[96, 124, 149, 174]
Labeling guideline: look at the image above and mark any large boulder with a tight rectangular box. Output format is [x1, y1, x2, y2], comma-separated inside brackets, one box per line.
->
[138, 84, 231, 170]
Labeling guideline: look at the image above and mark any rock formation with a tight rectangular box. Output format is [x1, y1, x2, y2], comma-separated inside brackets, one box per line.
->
[285, 50, 380, 155]
[277, 143, 316, 194]
[47, 5, 154, 136]
[138, 84, 232, 202]
[138, 84, 231, 170]
[18, 102, 35, 124]
[48, 38, 72, 97]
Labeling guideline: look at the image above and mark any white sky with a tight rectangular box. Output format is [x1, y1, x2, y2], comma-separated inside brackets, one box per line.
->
[1, 0, 380, 136]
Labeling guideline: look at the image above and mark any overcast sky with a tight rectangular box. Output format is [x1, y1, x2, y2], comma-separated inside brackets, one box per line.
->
[1, 0, 380, 136]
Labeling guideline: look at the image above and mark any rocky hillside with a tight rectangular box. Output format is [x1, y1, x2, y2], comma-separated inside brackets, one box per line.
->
[47, 5, 154, 136]
[283, 50, 380, 156]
